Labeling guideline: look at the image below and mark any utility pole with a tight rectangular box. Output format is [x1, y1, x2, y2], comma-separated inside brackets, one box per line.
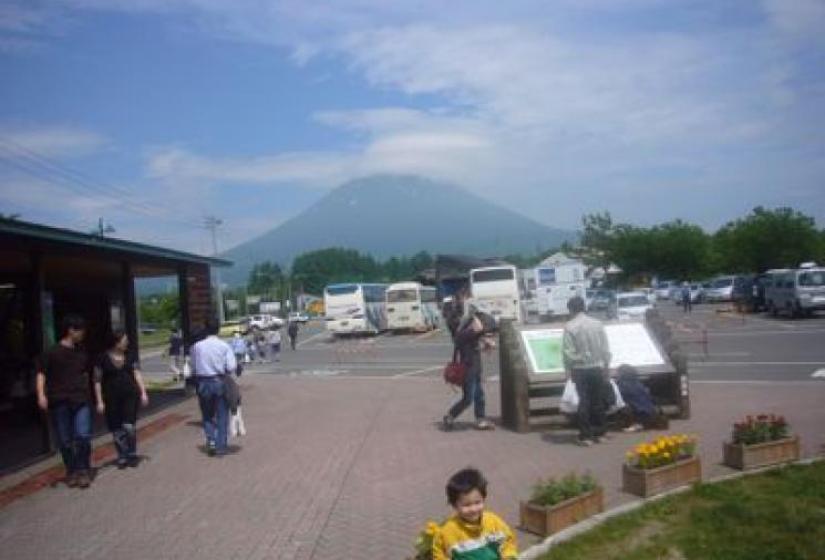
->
[204, 216, 225, 324]
[92, 217, 115, 237]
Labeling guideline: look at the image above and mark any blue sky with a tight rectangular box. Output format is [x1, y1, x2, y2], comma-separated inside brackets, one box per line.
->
[1, 0, 823, 255]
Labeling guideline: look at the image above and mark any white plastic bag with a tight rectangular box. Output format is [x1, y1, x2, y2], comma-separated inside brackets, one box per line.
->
[559, 379, 579, 414]
[607, 378, 626, 415]
[230, 406, 246, 437]
[182, 356, 192, 379]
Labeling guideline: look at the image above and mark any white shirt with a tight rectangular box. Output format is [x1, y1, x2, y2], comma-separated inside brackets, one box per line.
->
[191, 335, 237, 377]
[267, 330, 281, 344]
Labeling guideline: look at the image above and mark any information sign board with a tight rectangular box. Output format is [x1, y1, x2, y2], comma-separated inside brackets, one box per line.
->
[521, 328, 565, 374]
[519, 321, 667, 376]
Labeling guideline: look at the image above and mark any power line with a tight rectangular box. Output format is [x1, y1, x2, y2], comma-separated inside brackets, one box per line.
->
[0, 140, 206, 230]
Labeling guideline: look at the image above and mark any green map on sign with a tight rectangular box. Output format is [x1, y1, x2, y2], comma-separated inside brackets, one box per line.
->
[526, 335, 564, 373]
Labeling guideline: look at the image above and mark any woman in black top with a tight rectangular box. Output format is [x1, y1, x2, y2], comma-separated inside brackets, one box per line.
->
[94, 329, 149, 468]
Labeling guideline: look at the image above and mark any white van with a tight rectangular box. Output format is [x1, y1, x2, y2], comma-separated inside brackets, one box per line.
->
[764, 267, 825, 317]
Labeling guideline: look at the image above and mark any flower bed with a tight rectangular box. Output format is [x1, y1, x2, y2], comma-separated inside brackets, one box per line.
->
[723, 414, 800, 470]
[520, 473, 604, 537]
[623, 435, 701, 497]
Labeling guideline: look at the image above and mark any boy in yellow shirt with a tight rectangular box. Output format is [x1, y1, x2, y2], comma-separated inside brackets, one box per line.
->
[433, 468, 518, 560]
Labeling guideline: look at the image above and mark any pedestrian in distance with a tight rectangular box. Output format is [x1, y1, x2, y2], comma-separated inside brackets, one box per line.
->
[255, 331, 267, 363]
[442, 305, 496, 431]
[166, 328, 183, 381]
[562, 295, 612, 446]
[191, 318, 237, 457]
[681, 281, 692, 313]
[287, 320, 299, 350]
[35, 314, 95, 488]
[267, 327, 281, 362]
[230, 331, 247, 376]
[432, 467, 518, 560]
[93, 329, 149, 469]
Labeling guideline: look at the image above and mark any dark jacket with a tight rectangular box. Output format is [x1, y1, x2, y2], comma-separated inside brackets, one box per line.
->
[453, 312, 495, 378]
[616, 369, 655, 419]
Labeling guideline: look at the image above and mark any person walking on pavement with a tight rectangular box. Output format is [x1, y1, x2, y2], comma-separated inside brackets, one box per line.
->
[267, 327, 281, 362]
[230, 331, 247, 376]
[681, 281, 692, 313]
[287, 320, 299, 350]
[191, 318, 237, 456]
[562, 296, 612, 446]
[35, 314, 95, 488]
[442, 305, 496, 431]
[93, 329, 149, 468]
[167, 328, 184, 381]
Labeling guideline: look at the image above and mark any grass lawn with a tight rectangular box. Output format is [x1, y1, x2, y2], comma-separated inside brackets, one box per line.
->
[538, 461, 825, 560]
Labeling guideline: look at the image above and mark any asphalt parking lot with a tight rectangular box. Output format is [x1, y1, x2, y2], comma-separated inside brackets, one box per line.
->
[139, 303, 825, 386]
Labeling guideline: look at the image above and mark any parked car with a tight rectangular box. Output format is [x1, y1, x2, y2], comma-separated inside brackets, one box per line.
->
[609, 291, 654, 320]
[288, 312, 310, 323]
[245, 313, 284, 330]
[704, 275, 748, 303]
[654, 281, 675, 300]
[764, 266, 825, 317]
[587, 289, 615, 313]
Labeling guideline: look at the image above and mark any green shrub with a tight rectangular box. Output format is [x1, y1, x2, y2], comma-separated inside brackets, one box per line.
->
[529, 473, 598, 507]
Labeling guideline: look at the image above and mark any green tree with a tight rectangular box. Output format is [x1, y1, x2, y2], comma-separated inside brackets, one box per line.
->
[247, 261, 284, 296]
[713, 207, 821, 272]
[580, 212, 616, 268]
[291, 248, 380, 294]
[138, 294, 180, 327]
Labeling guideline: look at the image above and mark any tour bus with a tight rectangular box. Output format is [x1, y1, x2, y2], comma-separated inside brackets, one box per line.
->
[385, 282, 440, 332]
[324, 283, 388, 335]
[468, 265, 522, 323]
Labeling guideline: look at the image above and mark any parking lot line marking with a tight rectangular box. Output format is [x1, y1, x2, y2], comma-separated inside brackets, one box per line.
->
[706, 329, 825, 337]
[393, 365, 443, 378]
[692, 380, 823, 386]
[296, 331, 329, 348]
[413, 328, 441, 342]
[691, 361, 825, 367]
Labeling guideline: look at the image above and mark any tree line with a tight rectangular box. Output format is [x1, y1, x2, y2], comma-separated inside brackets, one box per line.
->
[140, 205, 823, 326]
[581, 206, 825, 282]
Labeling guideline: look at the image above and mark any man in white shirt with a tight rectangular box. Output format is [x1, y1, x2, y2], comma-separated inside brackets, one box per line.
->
[562, 296, 612, 446]
[191, 318, 237, 456]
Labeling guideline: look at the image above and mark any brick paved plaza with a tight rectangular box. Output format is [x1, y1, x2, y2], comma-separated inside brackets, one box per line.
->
[1, 369, 823, 559]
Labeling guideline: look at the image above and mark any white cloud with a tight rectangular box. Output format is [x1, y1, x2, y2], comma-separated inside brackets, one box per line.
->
[763, 0, 825, 41]
[0, 125, 109, 158]
[4, 0, 823, 232]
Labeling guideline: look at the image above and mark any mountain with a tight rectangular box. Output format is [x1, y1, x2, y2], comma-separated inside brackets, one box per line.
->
[221, 175, 577, 285]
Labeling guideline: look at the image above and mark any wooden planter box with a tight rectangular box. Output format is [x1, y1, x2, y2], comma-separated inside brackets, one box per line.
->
[622, 456, 702, 498]
[723, 435, 800, 470]
[520, 487, 604, 537]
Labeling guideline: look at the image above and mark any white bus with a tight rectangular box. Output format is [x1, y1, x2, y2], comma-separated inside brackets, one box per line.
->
[469, 265, 522, 323]
[386, 282, 440, 332]
[324, 283, 388, 335]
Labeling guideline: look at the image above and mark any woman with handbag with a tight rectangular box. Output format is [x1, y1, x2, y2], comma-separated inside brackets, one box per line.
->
[442, 306, 496, 431]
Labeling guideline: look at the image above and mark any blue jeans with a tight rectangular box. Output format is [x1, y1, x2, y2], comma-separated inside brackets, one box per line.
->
[448, 371, 485, 420]
[196, 377, 228, 451]
[50, 402, 93, 474]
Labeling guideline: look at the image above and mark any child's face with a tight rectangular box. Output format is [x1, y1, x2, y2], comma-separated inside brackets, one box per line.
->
[454, 489, 485, 523]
